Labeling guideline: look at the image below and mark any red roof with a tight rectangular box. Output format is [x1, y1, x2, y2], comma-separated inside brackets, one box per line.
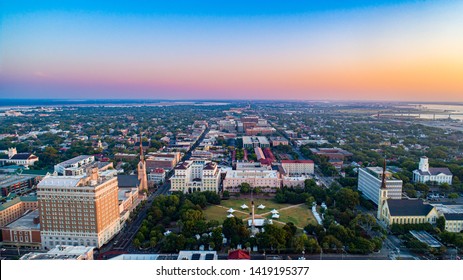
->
[153, 168, 165, 173]
[281, 160, 314, 164]
[228, 249, 251, 260]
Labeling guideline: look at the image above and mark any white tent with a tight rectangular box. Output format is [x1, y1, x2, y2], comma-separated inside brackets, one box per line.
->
[240, 204, 249, 209]
[227, 208, 235, 213]
[227, 214, 234, 218]
[257, 204, 266, 209]
[163, 230, 172, 236]
[270, 209, 279, 214]
[272, 214, 280, 219]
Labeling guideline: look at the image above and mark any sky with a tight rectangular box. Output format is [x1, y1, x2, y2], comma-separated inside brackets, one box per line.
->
[1, 1, 462, 101]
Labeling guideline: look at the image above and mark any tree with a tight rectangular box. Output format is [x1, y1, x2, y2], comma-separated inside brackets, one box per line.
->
[321, 235, 343, 253]
[222, 217, 249, 244]
[258, 224, 288, 253]
[240, 183, 251, 194]
[211, 227, 223, 251]
[161, 233, 186, 253]
[306, 196, 315, 207]
[350, 213, 377, 235]
[133, 238, 141, 248]
[448, 193, 459, 201]
[436, 216, 446, 232]
[283, 222, 298, 239]
[334, 188, 359, 211]
[439, 183, 452, 194]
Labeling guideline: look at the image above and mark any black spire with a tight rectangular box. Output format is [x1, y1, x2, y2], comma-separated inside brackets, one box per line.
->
[381, 159, 387, 189]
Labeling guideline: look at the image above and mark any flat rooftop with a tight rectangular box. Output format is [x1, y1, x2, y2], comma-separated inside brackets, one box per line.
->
[226, 170, 279, 179]
[5, 209, 40, 229]
[110, 254, 178, 260]
[57, 155, 93, 166]
[38, 176, 84, 188]
[0, 174, 37, 188]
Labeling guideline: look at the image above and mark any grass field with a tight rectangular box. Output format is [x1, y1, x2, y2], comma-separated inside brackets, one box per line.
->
[203, 205, 249, 222]
[204, 197, 315, 228]
[277, 204, 316, 228]
[219, 198, 293, 214]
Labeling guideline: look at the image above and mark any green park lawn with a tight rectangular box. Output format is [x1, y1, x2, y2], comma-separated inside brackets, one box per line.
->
[276, 204, 317, 228]
[219, 198, 293, 214]
[204, 198, 315, 228]
[203, 205, 249, 223]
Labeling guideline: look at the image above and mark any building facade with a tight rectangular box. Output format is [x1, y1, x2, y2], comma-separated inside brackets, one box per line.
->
[38, 169, 121, 249]
[1, 148, 39, 167]
[242, 136, 270, 149]
[145, 152, 181, 170]
[269, 137, 289, 146]
[0, 195, 38, 227]
[281, 160, 315, 175]
[0, 174, 39, 197]
[223, 170, 281, 192]
[1, 209, 41, 248]
[170, 160, 221, 193]
[53, 155, 95, 176]
[443, 213, 463, 233]
[358, 167, 403, 205]
[379, 199, 439, 226]
[412, 156, 453, 185]
[148, 168, 166, 184]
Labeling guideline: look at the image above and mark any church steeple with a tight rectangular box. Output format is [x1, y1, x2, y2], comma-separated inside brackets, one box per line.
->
[137, 132, 148, 192]
[377, 159, 388, 220]
[139, 134, 144, 161]
[381, 158, 387, 189]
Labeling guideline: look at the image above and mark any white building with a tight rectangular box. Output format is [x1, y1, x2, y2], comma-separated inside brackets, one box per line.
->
[223, 170, 281, 192]
[242, 136, 270, 148]
[170, 160, 221, 193]
[358, 167, 403, 205]
[21, 245, 95, 260]
[235, 162, 271, 171]
[413, 156, 453, 185]
[282, 175, 310, 188]
[148, 168, 166, 184]
[53, 155, 95, 176]
[443, 213, 463, 233]
[281, 160, 314, 175]
[0, 148, 39, 167]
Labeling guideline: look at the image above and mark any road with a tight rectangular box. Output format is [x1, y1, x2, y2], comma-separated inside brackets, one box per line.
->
[99, 126, 209, 255]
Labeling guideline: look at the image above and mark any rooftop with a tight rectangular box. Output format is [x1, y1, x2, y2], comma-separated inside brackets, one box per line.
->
[4, 209, 40, 230]
[443, 213, 463, 221]
[387, 199, 434, 217]
[117, 175, 140, 188]
[177, 250, 218, 260]
[57, 155, 94, 166]
[225, 170, 279, 179]
[0, 174, 37, 188]
[281, 160, 314, 164]
[0, 195, 37, 211]
[414, 167, 453, 176]
[20, 245, 95, 260]
[38, 176, 84, 188]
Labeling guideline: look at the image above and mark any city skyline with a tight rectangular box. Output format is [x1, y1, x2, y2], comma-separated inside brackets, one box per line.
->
[1, 1, 463, 101]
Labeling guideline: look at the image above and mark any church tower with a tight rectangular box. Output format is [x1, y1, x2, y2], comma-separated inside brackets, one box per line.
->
[418, 156, 429, 172]
[377, 159, 388, 220]
[137, 134, 148, 192]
